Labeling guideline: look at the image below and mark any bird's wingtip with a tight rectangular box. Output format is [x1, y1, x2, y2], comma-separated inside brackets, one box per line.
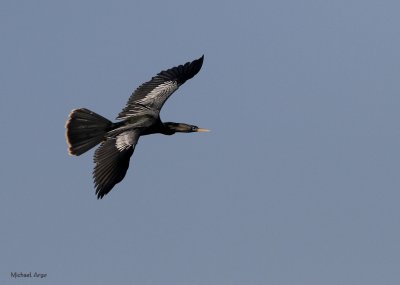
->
[193, 55, 204, 64]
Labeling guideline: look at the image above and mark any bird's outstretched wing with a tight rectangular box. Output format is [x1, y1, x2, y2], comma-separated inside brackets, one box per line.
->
[93, 130, 140, 199]
[117, 55, 204, 120]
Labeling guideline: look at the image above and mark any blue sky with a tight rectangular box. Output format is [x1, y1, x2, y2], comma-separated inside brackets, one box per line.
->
[1, 0, 400, 284]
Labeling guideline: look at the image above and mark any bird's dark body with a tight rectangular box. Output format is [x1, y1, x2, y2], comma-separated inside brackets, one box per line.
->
[65, 56, 207, 199]
[111, 116, 174, 136]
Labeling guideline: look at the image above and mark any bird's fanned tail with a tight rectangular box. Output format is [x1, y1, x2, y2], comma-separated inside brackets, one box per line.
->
[66, 108, 112, 156]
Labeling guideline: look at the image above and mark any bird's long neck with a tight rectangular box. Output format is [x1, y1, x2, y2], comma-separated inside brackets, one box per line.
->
[159, 122, 177, 135]
[162, 122, 194, 134]
[138, 120, 176, 136]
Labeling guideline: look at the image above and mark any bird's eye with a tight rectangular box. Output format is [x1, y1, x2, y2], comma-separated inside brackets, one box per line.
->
[191, 126, 198, 131]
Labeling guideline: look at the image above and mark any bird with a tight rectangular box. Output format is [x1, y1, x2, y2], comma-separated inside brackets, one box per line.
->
[65, 55, 208, 199]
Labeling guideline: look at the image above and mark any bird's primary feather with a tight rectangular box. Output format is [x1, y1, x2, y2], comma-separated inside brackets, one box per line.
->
[93, 131, 139, 199]
[117, 55, 204, 119]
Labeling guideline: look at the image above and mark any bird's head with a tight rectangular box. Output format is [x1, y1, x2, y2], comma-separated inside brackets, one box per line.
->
[163, 122, 210, 134]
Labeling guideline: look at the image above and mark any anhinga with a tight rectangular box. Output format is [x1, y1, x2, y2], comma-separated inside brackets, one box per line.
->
[65, 55, 208, 199]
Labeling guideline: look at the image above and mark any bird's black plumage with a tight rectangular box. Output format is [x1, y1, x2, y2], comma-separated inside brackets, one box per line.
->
[65, 55, 208, 199]
[117, 55, 204, 120]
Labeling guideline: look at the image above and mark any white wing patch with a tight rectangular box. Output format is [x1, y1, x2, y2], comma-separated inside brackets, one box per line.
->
[135, 81, 179, 109]
[116, 131, 138, 151]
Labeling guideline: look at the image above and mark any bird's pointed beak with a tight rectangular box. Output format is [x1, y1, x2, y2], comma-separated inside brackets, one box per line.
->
[196, 128, 210, 132]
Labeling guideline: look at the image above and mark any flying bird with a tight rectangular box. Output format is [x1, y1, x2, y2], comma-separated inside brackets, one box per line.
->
[65, 55, 208, 199]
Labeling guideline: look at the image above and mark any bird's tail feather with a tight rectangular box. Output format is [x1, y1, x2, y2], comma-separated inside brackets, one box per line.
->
[65, 108, 112, 156]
